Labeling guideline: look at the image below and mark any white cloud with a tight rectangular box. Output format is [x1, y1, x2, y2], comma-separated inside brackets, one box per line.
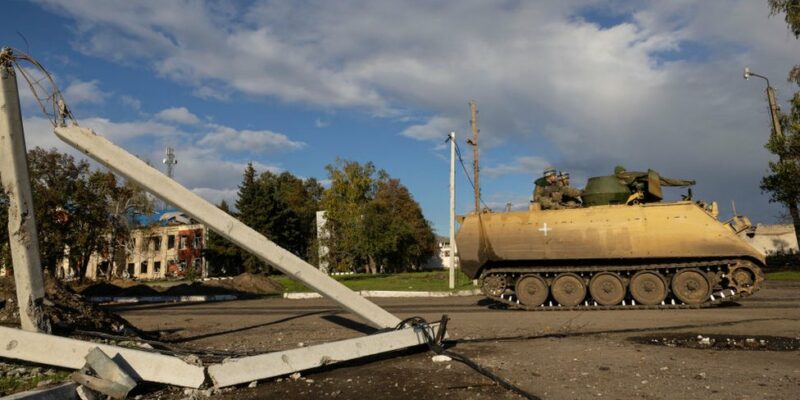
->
[63, 79, 107, 105]
[314, 117, 329, 128]
[483, 156, 551, 178]
[155, 107, 202, 125]
[198, 125, 306, 153]
[30, 0, 800, 222]
[80, 117, 185, 142]
[120, 95, 141, 111]
[400, 116, 459, 142]
[192, 86, 230, 101]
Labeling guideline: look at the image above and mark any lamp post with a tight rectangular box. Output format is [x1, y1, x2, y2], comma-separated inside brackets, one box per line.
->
[744, 67, 784, 140]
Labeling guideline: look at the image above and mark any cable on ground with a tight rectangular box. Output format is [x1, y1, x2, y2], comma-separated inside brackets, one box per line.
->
[396, 315, 542, 400]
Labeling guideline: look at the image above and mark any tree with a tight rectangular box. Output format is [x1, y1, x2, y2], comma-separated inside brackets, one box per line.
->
[321, 159, 378, 272]
[769, 0, 800, 82]
[103, 178, 153, 279]
[203, 200, 243, 276]
[765, 0, 800, 254]
[235, 162, 267, 273]
[760, 93, 800, 250]
[372, 178, 436, 271]
[321, 159, 435, 273]
[27, 148, 88, 275]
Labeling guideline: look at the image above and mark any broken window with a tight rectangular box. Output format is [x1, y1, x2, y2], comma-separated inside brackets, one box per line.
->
[193, 231, 202, 248]
[140, 261, 148, 274]
[167, 235, 175, 249]
[179, 236, 187, 250]
[126, 263, 134, 277]
[154, 261, 161, 274]
[152, 236, 161, 251]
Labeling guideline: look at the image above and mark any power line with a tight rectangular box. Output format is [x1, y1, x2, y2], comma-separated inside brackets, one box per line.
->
[446, 135, 491, 211]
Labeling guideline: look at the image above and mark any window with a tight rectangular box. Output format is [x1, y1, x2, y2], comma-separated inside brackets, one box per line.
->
[140, 261, 148, 274]
[126, 263, 134, 276]
[154, 261, 161, 274]
[152, 236, 161, 251]
[179, 236, 187, 250]
[193, 231, 202, 248]
[167, 235, 175, 249]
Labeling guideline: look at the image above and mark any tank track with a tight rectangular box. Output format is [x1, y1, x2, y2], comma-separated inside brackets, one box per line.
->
[478, 259, 764, 311]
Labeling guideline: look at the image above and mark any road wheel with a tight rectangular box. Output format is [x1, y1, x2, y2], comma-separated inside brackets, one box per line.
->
[727, 262, 763, 295]
[630, 271, 667, 305]
[589, 272, 626, 306]
[515, 275, 548, 307]
[481, 274, 508, 297]
[671, 269, 710, 305]
[551, 273, 586, 306]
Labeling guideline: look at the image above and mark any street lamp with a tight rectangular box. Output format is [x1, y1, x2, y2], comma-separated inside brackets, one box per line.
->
[744, 67, 784, 139]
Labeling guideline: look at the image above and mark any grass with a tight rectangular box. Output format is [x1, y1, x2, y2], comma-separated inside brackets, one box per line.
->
[0, 370, 70, 396]
[272, 270, 475, 293]
[765, 270, 800, 281]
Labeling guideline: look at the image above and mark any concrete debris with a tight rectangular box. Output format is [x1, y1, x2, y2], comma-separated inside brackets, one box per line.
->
[70, 347, 137, 399]
[290, 372, 302, 381]
[76, 385, 98, 400]
[248, 380, 258, 388]
[695, 372, 707, 380]
[431, 355, 452, 363]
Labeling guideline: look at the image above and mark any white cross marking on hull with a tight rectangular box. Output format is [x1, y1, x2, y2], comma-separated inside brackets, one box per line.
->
[538, 223, 551, 236]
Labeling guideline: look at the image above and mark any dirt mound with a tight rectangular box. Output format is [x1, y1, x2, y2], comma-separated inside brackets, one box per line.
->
[0, 275, 140, 335]
[163, 282, 234, 296]
[80, 282, 160, 297]
[205, 272, 284, 295]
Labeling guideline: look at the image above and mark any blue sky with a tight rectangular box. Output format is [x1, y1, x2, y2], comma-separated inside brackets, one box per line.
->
[4, 0, 800, 234]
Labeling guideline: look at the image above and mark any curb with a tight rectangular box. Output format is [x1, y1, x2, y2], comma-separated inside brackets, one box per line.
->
[283, 289, 481, 299]
[86, 294, 238, 304]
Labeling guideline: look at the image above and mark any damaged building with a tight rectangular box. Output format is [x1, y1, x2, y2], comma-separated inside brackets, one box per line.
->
[81, 211, 208, 280]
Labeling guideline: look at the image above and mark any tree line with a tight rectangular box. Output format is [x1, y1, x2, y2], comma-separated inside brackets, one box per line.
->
[0, 148, 153, 280]
[206, 158, 436, 275]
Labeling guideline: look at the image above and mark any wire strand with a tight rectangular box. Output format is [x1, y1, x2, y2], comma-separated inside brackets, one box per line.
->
[448, 137, 491, 211]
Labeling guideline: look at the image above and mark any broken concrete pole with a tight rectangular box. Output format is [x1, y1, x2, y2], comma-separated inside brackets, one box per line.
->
[208, 323, 438, 387]
[0, 326, 205, 388]
[71, 372, 131, 400]
[0, 48, 47, 332]
[69, 347, 137, 399]
[54, 125, 401, 329]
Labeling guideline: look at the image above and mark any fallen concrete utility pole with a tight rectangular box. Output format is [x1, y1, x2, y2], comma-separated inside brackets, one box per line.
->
[0, 49, 47, 332]
[54, 125, 400, 329]
[208, 322, 439, 387]
[0, 326, 206, 388]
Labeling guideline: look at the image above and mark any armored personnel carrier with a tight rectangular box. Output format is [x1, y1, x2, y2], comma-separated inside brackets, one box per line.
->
[456, 169, 765, 310]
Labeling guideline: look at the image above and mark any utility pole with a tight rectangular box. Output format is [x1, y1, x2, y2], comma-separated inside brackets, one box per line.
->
[0, 48, 47, 332]
[163, 147, 177, 179]
[449, 131, 456, 290]
[468, 100, 480, 213]
[162, 147, 177, 211]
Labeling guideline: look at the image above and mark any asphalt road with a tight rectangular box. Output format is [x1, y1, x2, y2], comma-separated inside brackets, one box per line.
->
[113, 281, 800, 399]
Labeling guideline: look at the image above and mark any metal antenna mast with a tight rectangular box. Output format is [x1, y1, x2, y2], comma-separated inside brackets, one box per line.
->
[467, 100, 480, 213]
[163, 147, 177, 179]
